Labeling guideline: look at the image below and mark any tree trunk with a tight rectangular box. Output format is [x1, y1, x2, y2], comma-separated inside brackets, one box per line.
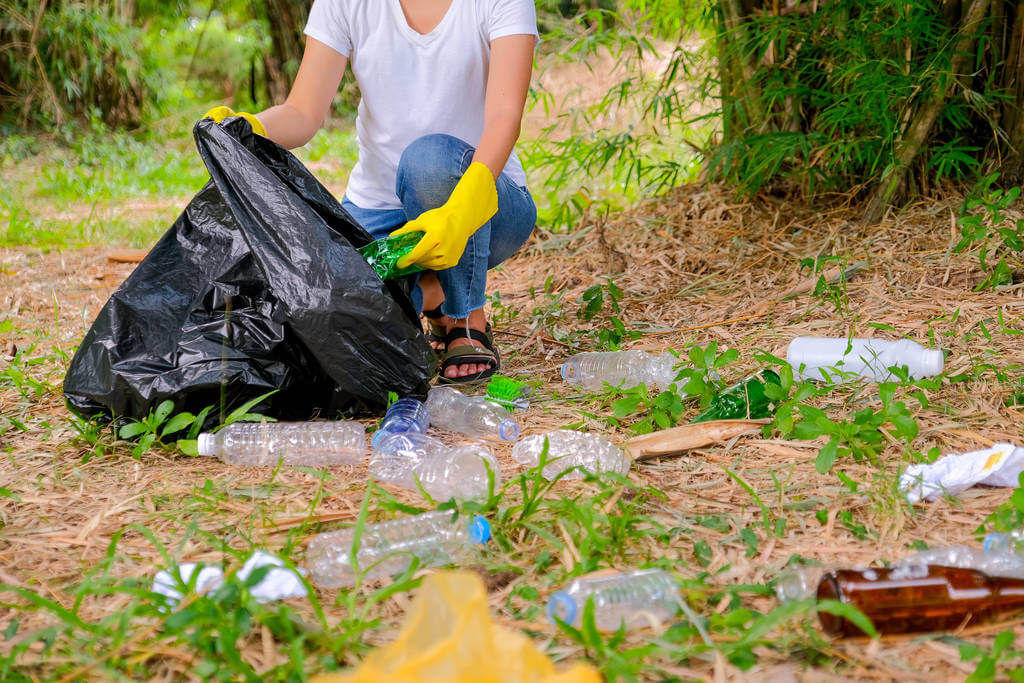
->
[863, 0, 991, 223]
[258, 0, 311, 105]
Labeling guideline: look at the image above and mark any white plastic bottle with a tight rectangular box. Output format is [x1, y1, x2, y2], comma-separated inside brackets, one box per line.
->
[196, 421, 365, 466]
[369, 432, 448, 487]
[561, 351, 679, 392]
[786, 337, 943, 382]
[511, 430, 630, 480]
[412, 444, 501, 501]
[305, 511, 491, 588]
[546, 569, 681, 631]
[425, 386, 519, 441]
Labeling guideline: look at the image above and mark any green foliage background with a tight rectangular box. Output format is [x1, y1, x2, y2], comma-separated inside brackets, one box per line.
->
[2, 0, 1022, 216]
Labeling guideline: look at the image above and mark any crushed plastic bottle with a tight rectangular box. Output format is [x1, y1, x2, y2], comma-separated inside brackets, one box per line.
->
[305, 510, 491, 588]
[370, 433, 500, 500]
[413, 444, 500, 501]
[425, 386, 519, 441]
[512, 430, 630, 480]
[546, 569, 681, 631]
[985, 529, 1024, 555]
[356, 231, 425, 280]
[897, 545, 1024, 579]
[560, 350, 680, 392]
[369, 431, 447, 488]
[692, 369, 781, 423]
[372, 398, 430, 448]
[196, 421, 365, 466]
[786, 337, 943, 382]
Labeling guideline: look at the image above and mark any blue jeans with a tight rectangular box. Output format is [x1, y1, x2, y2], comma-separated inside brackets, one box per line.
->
[342, 134, 537, 319]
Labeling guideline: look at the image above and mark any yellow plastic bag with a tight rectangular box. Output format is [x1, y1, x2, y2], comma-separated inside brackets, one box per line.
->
[314, 571, 601, 683]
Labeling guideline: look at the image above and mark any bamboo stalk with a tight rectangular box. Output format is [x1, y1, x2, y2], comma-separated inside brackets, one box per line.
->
[863, 0, 992, 223]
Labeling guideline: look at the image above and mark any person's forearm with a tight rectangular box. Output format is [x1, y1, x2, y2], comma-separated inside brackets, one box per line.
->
[472, 111, 522, 180]
[257, 102, 322, 149]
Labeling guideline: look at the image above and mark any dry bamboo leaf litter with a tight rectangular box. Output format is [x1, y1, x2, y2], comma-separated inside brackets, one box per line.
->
[2, 184, 1024, 678]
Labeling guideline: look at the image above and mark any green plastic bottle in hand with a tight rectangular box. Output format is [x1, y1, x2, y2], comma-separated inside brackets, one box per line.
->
[358, 231, 425, 280]
[692, 369, 781, 422]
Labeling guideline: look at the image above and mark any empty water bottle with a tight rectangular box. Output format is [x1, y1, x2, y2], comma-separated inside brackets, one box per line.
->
[370, 432, 448, 487]
[425, 386, 519, 441]
[986, 529, 1024, 555]
[561, 351, 680, 392]
[512, 430, 630, 480]
[305, 510, 491, 588]
[372, 398, 430, 448]
[413, 444, 500, 501]
[786, 337, 943, 382]
[196, 421, 366, 466]
[546, 569, 681, 631]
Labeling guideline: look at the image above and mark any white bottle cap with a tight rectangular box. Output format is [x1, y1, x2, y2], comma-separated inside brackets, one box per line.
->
[197, 433, 214, 456]
[919, 348, 944, 377]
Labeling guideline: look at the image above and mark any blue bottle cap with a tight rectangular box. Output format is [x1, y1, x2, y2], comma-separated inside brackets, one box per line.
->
[546, 591, 577, 626]
[984, 532, 1007, 553]
[469, 516, 491, 544]
[499, 419, 519, 441]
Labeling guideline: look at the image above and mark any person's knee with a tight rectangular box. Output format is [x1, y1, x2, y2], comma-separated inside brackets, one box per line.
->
[395, 134, 470, 207]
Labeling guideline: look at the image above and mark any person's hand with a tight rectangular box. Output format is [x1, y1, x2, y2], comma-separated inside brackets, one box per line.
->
[390, 162, 498, 271]
[202, 105, 267, 137]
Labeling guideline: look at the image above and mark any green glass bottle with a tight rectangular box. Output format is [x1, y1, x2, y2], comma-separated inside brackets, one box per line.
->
[692, 369, 781, 423]
[357, 231, 425, 280]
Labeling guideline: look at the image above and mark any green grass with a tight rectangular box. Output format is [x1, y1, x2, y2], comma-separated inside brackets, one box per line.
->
[0, 124, 360, 251]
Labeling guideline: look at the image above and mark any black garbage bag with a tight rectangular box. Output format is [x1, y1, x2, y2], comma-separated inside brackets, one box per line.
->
[64, 117, 435, 423]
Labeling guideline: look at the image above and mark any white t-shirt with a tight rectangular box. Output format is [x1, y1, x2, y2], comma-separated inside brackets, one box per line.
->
[305, 0, 539, 210]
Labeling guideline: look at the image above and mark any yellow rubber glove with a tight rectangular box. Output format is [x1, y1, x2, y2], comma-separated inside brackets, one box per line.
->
[202, 105, 267, 137]
[391, 162, 498, 271]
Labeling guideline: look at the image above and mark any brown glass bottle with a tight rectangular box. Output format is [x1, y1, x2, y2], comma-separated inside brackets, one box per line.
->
[816, 564, 1024, 637]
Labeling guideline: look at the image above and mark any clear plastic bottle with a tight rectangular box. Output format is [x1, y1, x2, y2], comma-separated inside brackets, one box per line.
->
[425, 386, 519, 441]
[196, 421, 366, 466]
[369, 432, 448, 487]
[775, 565, 831, 603]
[898, 544, 1024, 579]
[413, 444, 500, 501]
[985, 530, 1024, 555]
[305, 510, 491, 588]
[372, 398, 430, 448]
[546, 569, 681, 631]
[512, 430, 630, 480]
[560, 351, 680, 392]
[786, 337, 943, 382]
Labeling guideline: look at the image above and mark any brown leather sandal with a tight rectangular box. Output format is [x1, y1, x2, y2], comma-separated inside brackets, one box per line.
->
[437, 324, 500, 385]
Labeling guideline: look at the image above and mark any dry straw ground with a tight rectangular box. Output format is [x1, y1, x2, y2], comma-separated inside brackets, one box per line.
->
[3, 178, 1024, 679]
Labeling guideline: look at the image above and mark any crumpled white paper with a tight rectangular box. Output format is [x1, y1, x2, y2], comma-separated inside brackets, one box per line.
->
[236, 550, 308, 602]
[151, 550, 307, 610]
[899, 442, 1024, 504]
[152, 563, 224, 610]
